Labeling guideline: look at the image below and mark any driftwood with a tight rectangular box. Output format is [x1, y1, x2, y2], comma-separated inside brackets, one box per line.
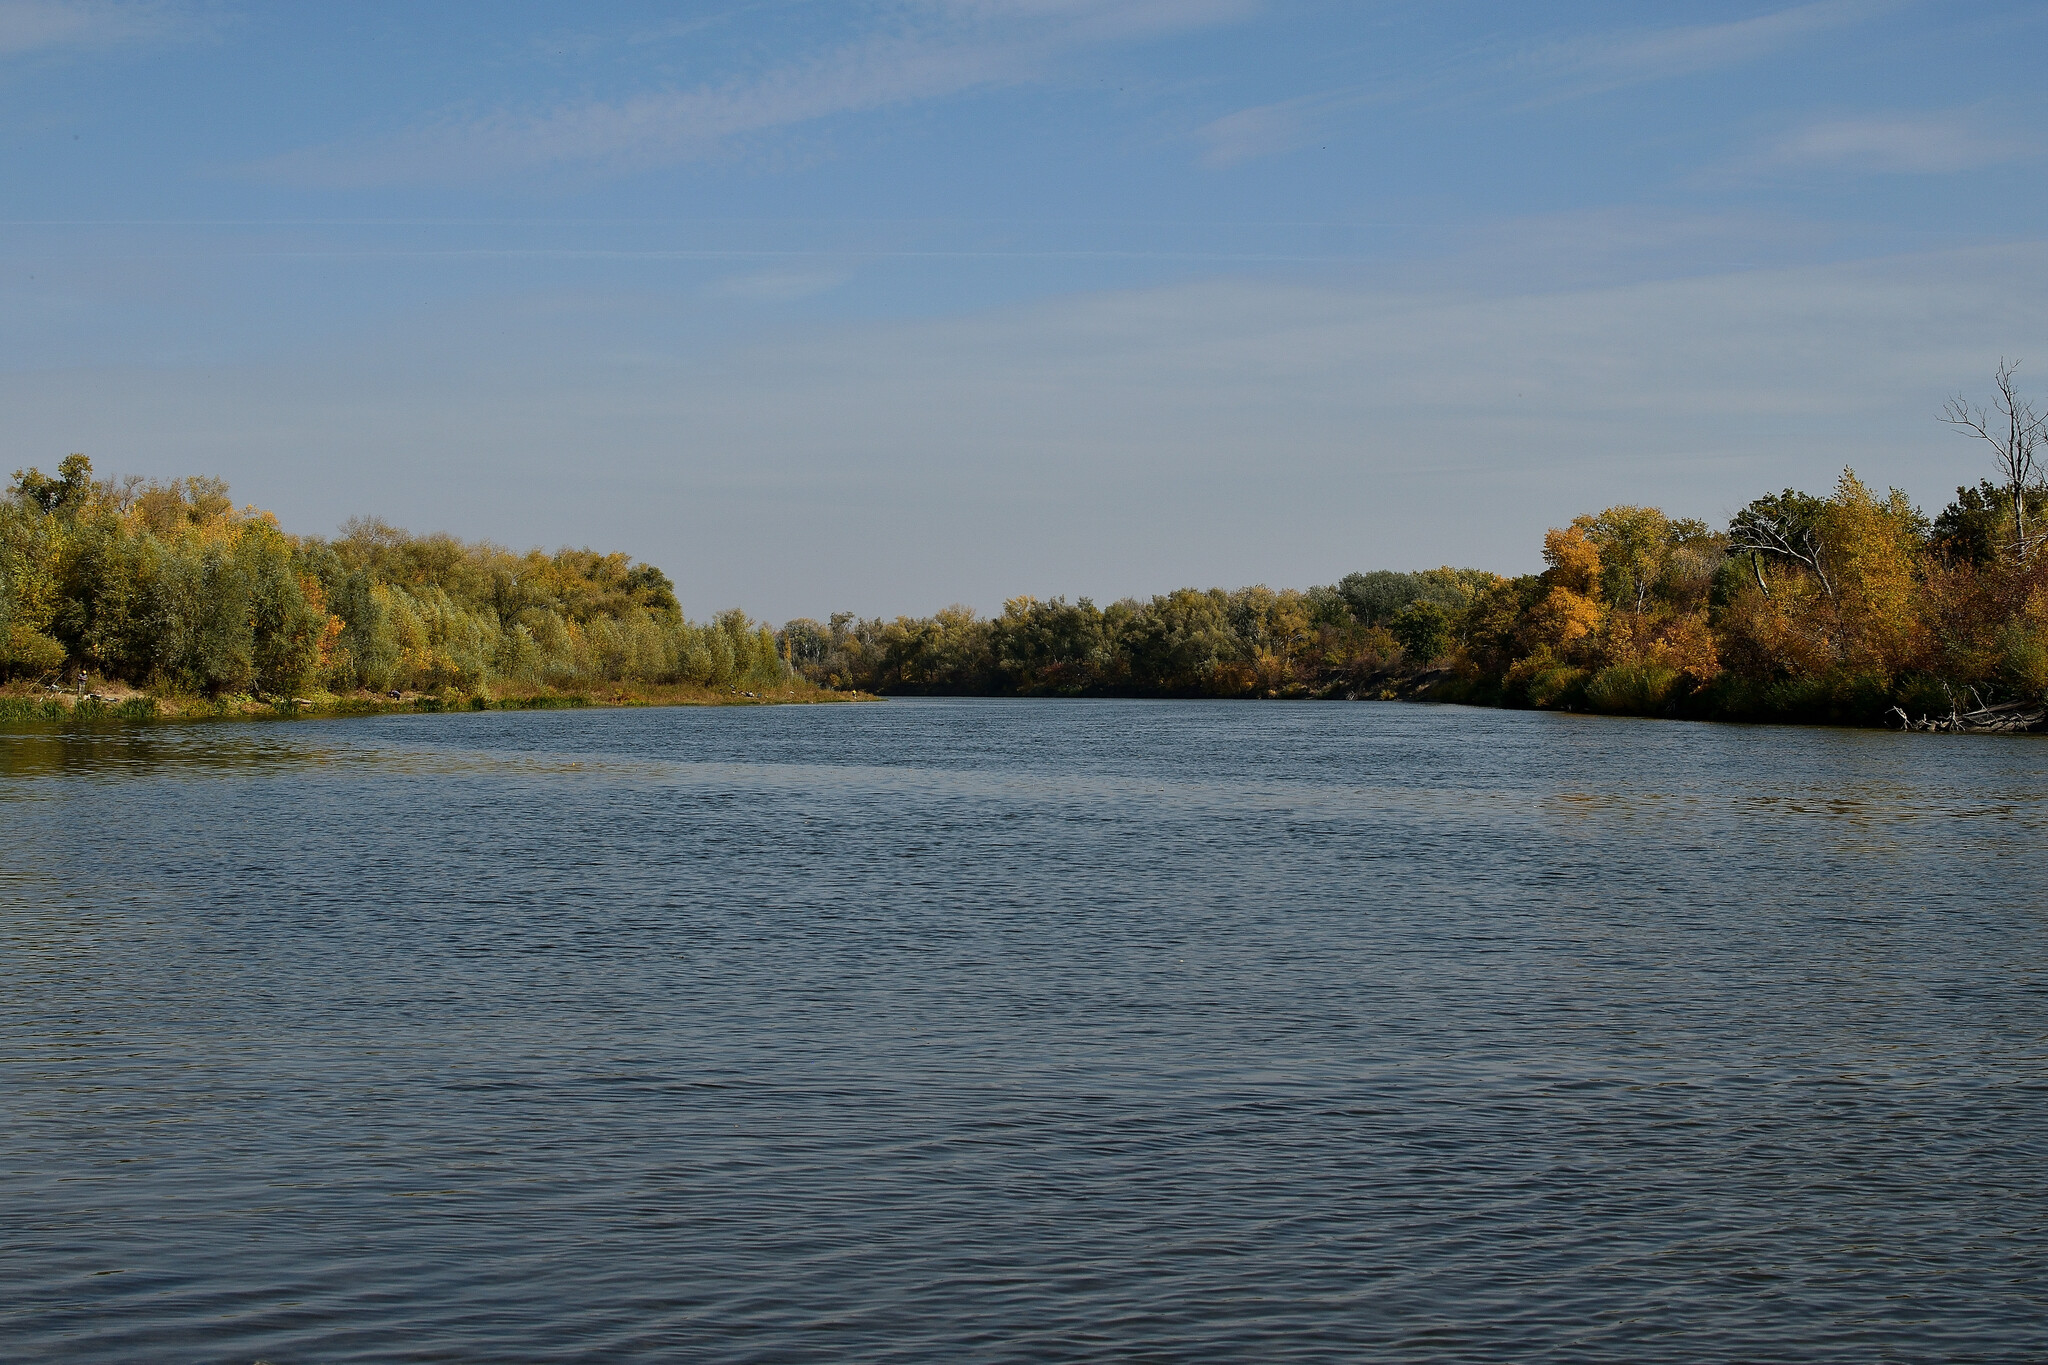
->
[1888, 698, 2048, 734]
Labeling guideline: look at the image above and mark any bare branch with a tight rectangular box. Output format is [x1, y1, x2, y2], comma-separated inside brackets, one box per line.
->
[1940, 359, 2045, 560]
[1727, 509, 1833, 596]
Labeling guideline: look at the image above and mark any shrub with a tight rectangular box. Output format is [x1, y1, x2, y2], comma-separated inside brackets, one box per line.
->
[1584, 661, 1683, 715]
[0, 695, 66, 722]
[2, 626, 66, 678]
[1999, 622, 2048, 698]
[1523, 662, 1590, 710]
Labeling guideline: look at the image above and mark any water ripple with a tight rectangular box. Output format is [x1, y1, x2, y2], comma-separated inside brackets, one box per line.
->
[2, 700, 2045, 1361]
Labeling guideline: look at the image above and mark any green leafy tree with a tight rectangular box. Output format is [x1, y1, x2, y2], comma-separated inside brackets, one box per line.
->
[1931, 481, 2048, 567]
[1390, 600, 1452, 662]
[11, 454, 96, 517]
[1727, 490, 1832, 596]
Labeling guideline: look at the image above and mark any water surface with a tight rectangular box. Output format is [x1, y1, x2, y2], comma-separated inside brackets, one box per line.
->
[4, 700, 2045, 1361]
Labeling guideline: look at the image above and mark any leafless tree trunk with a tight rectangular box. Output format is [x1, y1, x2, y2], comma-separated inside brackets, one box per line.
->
[1941, 359, 2046, 560]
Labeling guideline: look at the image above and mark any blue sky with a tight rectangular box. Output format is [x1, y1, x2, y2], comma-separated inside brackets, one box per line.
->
[5, 0, 2047, 619]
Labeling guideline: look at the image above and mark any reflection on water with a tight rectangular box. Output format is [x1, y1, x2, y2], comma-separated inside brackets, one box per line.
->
[0, 724, 677, 789]
[0, 725, 319, 785]
[3, 700, 2045, 1362]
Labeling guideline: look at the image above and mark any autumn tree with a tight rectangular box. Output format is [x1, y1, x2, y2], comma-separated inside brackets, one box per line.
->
[1819, 470, 1925, 677]
[1727, 490, 1831, 597]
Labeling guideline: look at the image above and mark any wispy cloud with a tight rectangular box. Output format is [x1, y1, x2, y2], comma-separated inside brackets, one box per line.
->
[1197, 1, 1887, 168]
[260, 1, 1254, 188]
[1198, 90, 1376, 168]
[17, 243, 2045, 616]
[1756, 111, 2032, 173]
[705, 268, 850, 302]
[281, 36, 1016, 185]
[0, 0, 175, 56]
[1527, 0, 1885, 95]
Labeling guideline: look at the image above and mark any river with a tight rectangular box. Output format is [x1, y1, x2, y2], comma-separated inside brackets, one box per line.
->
[3, 698, 2044, 1361]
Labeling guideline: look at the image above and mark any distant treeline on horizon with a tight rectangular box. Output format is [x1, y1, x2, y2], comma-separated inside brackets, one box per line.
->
[7, 437, 2048, 727]
[778, 460, 2047, 725]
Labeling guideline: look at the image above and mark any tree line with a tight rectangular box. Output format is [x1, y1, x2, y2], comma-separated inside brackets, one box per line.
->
[782, 367, 2048, 725]
[777, 471, 2044, 722]
[778, 569, 1496, 698]
[9, 366, 2043, 725]
[1, 456, 787, 696]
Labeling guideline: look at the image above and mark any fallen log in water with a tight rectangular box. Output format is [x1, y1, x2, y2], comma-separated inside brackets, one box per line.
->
[1888, 700, 2048, 734]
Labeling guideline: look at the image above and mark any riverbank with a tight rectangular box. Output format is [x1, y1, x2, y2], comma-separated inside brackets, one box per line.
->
[0, 678, 875, 725]
[7, 668, 2041, 736]
[840, 662, 2048, 733]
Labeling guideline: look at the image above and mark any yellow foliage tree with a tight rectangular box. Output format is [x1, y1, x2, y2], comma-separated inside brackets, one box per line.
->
[1542, 525, 1601, 596]
[1822, 469, 1923, 677]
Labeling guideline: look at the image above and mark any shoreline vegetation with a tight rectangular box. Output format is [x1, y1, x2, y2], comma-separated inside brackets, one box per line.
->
[783, 369, 2048, 734]
[776, 464, 2046, 734]
[0, 680, 856, 726]
[1, 455, 864, 725]
[6, 366, 2045, 733]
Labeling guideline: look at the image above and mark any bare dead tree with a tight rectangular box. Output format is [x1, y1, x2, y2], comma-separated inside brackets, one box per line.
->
[1941, 359, 2047, 561]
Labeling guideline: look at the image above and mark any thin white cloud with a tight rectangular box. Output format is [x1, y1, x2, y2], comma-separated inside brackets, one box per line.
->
[1530, 0, 1885, 93]
[14, 242, 2046, 617]
[1198, 92, 1358, 168]
[929, 0, 1255, 45]
[1197, 1, 1888, 168]
[705, 268, 850, 302]
[1759, 112, 2031, 173]
[0, 0, 173, 55]
[1199, 100, 1300, 167]
[260, 1, 1254, 188]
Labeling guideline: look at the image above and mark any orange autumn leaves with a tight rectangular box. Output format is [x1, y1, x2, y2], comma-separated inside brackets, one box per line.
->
[1498, 505, 1723, 709]
[1482, 467, 2048, 719]
[1713, 473, 1925, 682]
[791, 461, 2048, 723]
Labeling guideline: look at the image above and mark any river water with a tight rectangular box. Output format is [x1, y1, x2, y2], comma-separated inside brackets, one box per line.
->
[3, 699, 2044, 1362]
